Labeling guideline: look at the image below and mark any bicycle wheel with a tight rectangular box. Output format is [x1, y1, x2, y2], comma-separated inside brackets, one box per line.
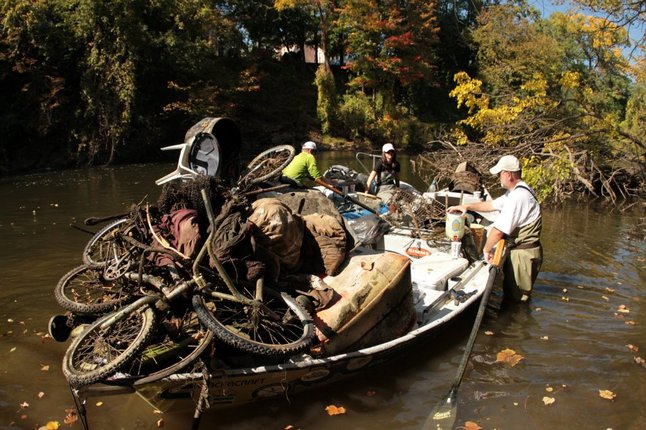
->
[62, 307, 156, 387]
[127, 310, 215, 385]
[54, 265, 134, 316]
[82, 218, 134, 268]
[192, 286, 314, 357]
[238, 145, 295, 185]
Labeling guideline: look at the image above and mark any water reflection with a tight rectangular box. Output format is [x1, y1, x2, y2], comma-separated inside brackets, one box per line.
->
[0, 162, 644, 430]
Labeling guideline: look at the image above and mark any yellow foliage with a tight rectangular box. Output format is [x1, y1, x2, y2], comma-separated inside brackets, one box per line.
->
[273, 0, 301, 11]
[560, 71, 580, 89]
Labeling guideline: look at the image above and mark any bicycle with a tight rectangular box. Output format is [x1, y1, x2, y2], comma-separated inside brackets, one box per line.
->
[62, 189, 315, 387]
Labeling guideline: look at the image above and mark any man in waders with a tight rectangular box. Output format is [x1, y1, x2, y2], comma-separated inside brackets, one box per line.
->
[448, 155, 542, 302]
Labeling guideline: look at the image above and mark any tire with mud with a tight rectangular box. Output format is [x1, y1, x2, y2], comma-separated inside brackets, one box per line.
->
[192, 287, 314, 357]
[54, 265, 133, 316]
[62, 307, 156, 387]
[82, 218, 132, 268]
[238, 145, 295, 186]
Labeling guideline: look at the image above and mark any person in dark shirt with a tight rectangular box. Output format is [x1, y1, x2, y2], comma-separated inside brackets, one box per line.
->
[366, 143, 400, 200]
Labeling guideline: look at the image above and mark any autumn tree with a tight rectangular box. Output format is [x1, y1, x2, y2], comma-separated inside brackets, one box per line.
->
[334, 0, 440, 144]
[417, 2, 643, 202]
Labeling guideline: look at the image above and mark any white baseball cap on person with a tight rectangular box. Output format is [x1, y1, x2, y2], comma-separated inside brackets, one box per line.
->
[490, 155, 521, 174]
[302, 141, 317, 150]
[382, 143, 395, 153]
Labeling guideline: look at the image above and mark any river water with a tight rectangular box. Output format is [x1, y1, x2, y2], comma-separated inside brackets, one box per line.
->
[0, 153, 644, 430]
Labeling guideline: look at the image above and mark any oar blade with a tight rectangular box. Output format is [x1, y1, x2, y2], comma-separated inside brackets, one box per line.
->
[422, 388, 458, 430]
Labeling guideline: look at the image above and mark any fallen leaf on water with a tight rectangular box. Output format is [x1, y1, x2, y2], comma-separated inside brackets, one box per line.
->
[535, 307, 542, 311]
[63, 409, 78, 425]
[617, 305, 630, 314]
[95, 401, 103, 407]
[19, 401, 29, 409]
[545, 386, 553, 392]
[606, 287, 615, 293]
[599, 390, 616, 400]
[561, 296, 570, 302]
[40, 364, 50, 371]
[153, 409, 162, 414]
[541, 336, 549, 340]
[7, 319, 14, 323]
[464, 421, 482, 430]
[562, 288, 568, 293]
[484, 330, 494, 336]
[626, 344, 639, 352]
[634, 357, 645, 368]
[325, 405, 346, 416]
[40, 421, 59, 430]
[156, 418, 164, 428]
[542, 396, 556, 405]
[10, 347, 16, 352]
[38, 392, 45, 398]
[601, 296, 609, 301]
[625, 320, 636, 326]
[496, 348, 524, 367]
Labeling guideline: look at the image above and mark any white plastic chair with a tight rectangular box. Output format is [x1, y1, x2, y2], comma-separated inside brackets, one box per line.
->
[155, 139, 200, 185]
[155, 133, 220, 185]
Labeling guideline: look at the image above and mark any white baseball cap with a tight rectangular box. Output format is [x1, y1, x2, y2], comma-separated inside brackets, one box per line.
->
[302, 141, 317, 150]
[382, 143, 395, 153]
[490, 155, 520, 174]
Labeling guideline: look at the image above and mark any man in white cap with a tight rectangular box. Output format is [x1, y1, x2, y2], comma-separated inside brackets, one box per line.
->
[448, 155, 542, 302]
[366, 143, 401, 199]
[282, 141, 333, 187]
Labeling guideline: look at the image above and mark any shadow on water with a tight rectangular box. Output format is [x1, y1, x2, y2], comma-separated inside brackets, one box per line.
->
[0, 162, 644, 430]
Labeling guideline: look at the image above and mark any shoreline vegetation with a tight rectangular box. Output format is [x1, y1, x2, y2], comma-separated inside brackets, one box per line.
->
[1, 0, 644, 204]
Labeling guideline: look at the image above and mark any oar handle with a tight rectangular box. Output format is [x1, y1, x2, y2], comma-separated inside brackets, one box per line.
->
[492, 238, 505, 267]
[315, 178, 380, 215]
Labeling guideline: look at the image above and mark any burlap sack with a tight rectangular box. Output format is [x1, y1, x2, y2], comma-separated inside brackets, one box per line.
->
[249, 198, 304, 272]
[301, 213, 347, 276]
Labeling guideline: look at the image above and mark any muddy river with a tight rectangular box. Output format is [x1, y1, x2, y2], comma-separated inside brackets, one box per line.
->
[0, 153, 644, 430]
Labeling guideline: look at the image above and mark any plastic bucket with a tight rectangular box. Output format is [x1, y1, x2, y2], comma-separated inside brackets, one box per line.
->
[445, 211, 466, 240]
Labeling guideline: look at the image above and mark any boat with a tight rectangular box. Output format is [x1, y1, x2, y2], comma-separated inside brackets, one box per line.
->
[72, 227, 494, 415]
[51, 119, 504, 426]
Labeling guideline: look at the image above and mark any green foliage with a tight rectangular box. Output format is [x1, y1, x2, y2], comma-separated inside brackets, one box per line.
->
[314, 64, 336, 134]
[337, 93, 376, 140]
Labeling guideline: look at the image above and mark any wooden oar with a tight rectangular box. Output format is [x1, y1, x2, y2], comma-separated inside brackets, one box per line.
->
[314, 178, 381, 215]
[422, 239, 506, 430]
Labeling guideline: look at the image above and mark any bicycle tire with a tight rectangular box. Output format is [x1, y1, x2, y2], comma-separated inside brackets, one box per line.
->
[63, 307, 156, 387]
[238, 145, 295, 185]
[129, 312, 215, 385]
[192, 287, 314, 357]
[54, 265, 134, 316]
[82, 218, 137, 268]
